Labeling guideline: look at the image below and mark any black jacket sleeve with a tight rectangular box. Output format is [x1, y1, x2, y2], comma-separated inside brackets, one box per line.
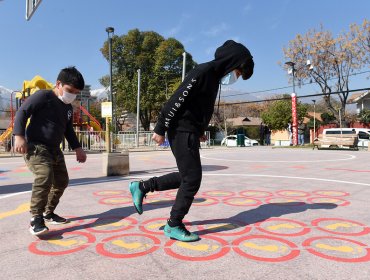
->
[13, 91, 46, 136]
[154, 76, 198, 136]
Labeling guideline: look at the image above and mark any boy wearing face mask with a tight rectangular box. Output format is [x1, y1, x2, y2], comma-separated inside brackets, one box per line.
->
[13, 66, 87, 236]
[129, 40, 254, 242]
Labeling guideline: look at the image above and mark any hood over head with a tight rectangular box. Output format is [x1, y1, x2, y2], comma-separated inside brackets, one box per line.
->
[213, 40, 254, 80]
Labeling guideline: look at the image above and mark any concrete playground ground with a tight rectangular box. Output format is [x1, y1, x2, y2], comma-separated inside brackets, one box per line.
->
[1, 146, 370, 280]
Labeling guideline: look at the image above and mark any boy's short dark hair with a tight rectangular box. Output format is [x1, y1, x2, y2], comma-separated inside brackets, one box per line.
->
[57, 66, 85, 90]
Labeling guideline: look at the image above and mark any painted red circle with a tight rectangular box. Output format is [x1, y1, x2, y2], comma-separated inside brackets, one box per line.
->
[29, 231, 96, 256]
[239, 190, 273, 198]
[139, 218, 191, 235]
[85, 217, 137, 233]
[96, 233, 161, 258]
[164, 190, 203, 199]
[232, 235, 300, 262]
[93, 190, 128, 196]
[164, 235, 230, 261]
[307, 197, 350, 206]
[223, 197, 262, 207]
[276, 190, 311, 197]
[312, 190, 350, 197]
[255, 218, 310, 237]
[202, 190, 235, 198]
[265, 197, 305, 206]
[311, 218, 370, 236]
[197, 219, 252, 236]
[98, 195, 132, 205]
[303, 236, 370, 262]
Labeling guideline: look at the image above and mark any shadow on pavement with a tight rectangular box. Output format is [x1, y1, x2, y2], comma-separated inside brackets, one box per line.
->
[190, 202, 338, 236]
[38, 197, 206, 240]
[0, 176, 132, 195]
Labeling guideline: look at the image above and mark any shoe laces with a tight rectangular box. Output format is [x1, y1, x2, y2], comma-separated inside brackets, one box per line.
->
[177, 223, 191, 236]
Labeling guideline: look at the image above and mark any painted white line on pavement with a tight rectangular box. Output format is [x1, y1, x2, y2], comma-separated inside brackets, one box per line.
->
[200, 153, 356, 163]
[0, 175, 153, 200]
[2, 173, 369, 200]
[203, 173, 370, 186]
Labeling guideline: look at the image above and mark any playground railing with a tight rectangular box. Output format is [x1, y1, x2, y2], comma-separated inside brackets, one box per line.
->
[68, 130, 212, 151]
[0, 130, 212, 154]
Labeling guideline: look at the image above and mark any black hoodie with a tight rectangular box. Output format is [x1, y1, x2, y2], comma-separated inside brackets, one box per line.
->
[154, 40, 254, 136]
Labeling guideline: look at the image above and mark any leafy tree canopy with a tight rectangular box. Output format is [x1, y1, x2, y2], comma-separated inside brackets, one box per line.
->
[261, 95, 308, 130]
[100, 29, 196, 130]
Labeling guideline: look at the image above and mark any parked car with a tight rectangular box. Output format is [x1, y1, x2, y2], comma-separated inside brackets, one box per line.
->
[322, 128, 370, 148]
[221, 135, 259, 147]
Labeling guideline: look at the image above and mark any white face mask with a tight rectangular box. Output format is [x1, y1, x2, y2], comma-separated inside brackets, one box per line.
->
[58, 90, 77, 104]
[221, 70, 239, 85]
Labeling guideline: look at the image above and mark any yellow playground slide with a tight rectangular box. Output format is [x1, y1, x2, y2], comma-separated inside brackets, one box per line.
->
[0, 76, 53, 143]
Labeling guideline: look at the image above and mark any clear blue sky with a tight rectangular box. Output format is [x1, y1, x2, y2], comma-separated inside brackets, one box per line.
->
[0, 0, 369, 101]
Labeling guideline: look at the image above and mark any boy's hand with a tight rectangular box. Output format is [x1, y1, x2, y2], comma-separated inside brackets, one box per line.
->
[14, 135, 28, 154]
[152, 133, 165, 145]
[75, 147, 87, 163]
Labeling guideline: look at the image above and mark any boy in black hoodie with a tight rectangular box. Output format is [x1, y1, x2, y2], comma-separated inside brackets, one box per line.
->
[130, 40, 254, 242]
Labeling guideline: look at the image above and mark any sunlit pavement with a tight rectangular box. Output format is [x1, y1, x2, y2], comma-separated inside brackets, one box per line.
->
[1, 146, 370, 280]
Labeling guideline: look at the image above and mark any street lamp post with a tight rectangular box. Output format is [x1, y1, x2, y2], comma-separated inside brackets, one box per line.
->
[312, 99, 316, 143]
[182, 52, 186, 82]
[106, 26, 114, 151]
[136, 69, 141, 148]
[285, 61, 298, 146]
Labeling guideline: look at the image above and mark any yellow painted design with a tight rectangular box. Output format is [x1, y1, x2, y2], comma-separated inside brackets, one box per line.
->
[0, 202, 30, 219]
[243, 242, 288, 253]
[230, 199, 254, 205]
[316, 198, 338, 203]
[95, 221, 129, 229]
[177, 242, 219, 252]
[282, 191, 304, 196]
[101, 191, 121, 195]
[209, 192, 228, 196]
[267, 223, 300, 231]
[148, 222, 165, 229]
[108, 198, 130, 203]
[315, 243, 362, 254]
[48, 239, 83, 247]
[325, 223, 357, 230]
[112, 240, 151, 250]
[207, 224, 237, 230]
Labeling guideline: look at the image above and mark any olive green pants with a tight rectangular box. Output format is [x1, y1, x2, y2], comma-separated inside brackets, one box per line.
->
[24, 143, 69, 216]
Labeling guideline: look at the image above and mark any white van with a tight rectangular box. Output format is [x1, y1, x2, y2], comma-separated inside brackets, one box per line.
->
[322, 128, 370, 148]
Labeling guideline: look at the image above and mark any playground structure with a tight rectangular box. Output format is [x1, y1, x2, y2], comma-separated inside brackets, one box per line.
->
[0, 75, 103, 151]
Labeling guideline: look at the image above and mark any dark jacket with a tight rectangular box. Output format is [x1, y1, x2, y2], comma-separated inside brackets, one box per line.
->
[13, 90, 81, 149]
[154, 40, 253, 136]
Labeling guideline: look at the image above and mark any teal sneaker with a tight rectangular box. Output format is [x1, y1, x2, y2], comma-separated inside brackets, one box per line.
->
[129, 181, 145, 215]
[164, 222, 199, 242]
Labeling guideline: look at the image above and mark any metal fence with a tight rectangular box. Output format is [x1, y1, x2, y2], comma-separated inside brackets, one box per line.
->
[66, 130, 211, 151]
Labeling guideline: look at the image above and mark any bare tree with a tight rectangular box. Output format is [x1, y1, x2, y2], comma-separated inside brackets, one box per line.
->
[350, 19, 370, 66]
[283, 24, 367, 125]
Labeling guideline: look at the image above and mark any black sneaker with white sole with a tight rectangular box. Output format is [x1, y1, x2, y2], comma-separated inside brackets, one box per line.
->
[30, 215, 49, 236]
[43, 213, 68, 224]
